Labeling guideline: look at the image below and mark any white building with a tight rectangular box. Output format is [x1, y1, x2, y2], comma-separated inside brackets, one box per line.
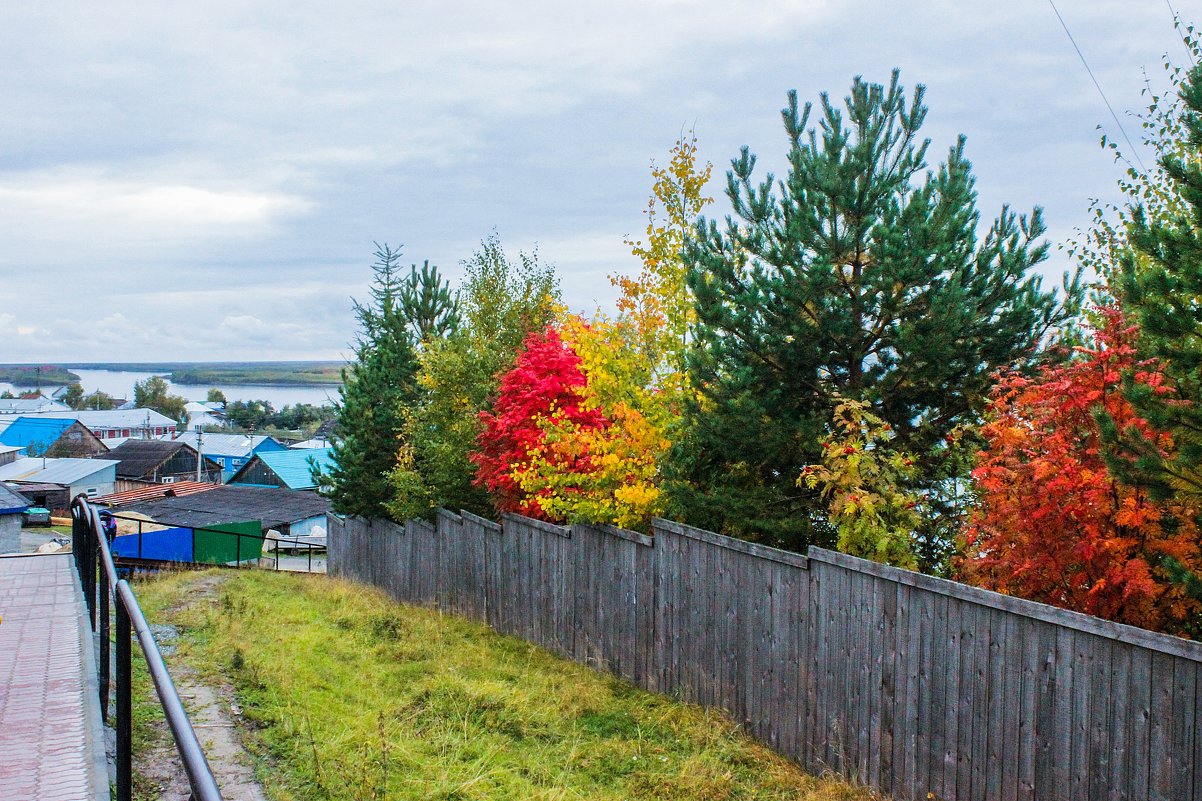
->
[18, 409, 178, 441]
[0, 397, 69, 415]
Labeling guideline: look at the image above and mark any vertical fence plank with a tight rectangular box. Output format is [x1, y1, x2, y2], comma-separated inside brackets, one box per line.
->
[1170, 656, 1196, 801]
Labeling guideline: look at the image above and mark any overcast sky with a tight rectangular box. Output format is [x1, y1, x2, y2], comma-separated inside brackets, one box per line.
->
[0, 1, 1196, 362]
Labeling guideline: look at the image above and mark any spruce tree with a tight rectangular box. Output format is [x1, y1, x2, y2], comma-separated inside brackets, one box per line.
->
[667, 71, 1079, 559]
[323, 244, 433, 519]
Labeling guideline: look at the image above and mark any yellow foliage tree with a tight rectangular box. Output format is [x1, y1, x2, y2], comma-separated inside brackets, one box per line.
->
[799, 399, 922, 569]
[508, 134, 712, 530]
[614, 130, 713, 388]
[512, 313, 671, 529]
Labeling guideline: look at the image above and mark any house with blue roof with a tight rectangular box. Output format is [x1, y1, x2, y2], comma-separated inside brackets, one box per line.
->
[172, 432, 288, 481]
[0, 417, 107, 458]
[227, 448, 334, 491]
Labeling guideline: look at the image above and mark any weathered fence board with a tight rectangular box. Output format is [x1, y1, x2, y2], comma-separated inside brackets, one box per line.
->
[328, 513, 1202, 801]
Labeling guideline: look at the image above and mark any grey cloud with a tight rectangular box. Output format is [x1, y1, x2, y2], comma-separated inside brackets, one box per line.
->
[0, 0, 1191, 361]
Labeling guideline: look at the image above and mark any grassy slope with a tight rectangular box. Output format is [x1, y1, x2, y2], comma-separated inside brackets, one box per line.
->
[132, 570, 872, 801]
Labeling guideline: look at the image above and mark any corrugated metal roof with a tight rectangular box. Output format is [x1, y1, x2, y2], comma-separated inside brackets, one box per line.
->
[121, 485, 330, 530]
[23, 408, 177, 428]
[238, 448, 334, 490]
[289, 438, 331, 450]
[105, 439, 203, 479]
[10, 458, 118, 486]
[0, 398, 69, 414]
[0, 417, 76, 451]
[172, 432, 283, 459]
[0, 483, 30, 514]
[95, 480, 219, 506]
[0, 457, 51, 481]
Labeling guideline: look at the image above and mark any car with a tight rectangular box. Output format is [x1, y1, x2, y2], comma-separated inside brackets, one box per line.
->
[23, 507, 51, 527]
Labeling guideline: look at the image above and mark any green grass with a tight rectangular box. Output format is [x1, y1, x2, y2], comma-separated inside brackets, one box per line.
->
[131, 570, 873, 801]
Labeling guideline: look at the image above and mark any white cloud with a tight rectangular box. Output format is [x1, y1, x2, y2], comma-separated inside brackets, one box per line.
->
[0, 169, 311, 235]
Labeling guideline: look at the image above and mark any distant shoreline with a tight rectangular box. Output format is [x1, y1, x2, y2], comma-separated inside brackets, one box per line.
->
[0, 362, 344, 388]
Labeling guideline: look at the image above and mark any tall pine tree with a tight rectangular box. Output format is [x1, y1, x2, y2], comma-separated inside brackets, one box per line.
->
[323, 244, 455, 520]
[667, 71, 1080, 560]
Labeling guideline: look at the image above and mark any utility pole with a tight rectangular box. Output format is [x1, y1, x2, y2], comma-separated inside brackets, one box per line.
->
[196, 428, 204, 482]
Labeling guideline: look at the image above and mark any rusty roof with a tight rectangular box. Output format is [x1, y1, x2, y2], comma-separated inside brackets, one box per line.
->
[93, 480, 220, 507]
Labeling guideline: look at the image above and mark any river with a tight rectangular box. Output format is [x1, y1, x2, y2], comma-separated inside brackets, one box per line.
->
[0, 368, 340, 408]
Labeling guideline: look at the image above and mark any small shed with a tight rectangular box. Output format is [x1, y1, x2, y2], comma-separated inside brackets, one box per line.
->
[228, 448, 334, 491]
[105, 439, 222, 491]
[0, 444, 22, 467]
[0, 483, 30, 553]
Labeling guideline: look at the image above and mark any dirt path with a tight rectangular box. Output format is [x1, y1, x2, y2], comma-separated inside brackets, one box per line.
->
[134, 574, 268, 801]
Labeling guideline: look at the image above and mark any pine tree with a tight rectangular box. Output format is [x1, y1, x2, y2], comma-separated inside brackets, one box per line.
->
[400, 260, 460, 343]
[667, 71, 1080, 559]
[322, 244, 423, 519]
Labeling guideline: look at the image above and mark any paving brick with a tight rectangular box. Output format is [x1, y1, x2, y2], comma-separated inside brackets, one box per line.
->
[0, 555, 103, 800]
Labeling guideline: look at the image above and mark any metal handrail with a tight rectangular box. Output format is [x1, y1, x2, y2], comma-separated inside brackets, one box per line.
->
[72, 497, 224, 801]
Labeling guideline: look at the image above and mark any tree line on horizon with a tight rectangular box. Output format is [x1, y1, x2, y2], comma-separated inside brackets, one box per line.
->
[321, 46, 1202, 639]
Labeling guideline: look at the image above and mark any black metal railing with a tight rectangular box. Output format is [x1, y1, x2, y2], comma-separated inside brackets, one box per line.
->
[108, 512, 326, 573]
[72, 497, 223, 801]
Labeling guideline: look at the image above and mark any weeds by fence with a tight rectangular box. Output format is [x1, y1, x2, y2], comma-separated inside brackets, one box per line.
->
[329, 511, 1202, 801]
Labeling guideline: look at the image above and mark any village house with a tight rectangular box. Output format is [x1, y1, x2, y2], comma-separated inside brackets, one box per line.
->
[170, 432, 287, 480]
[24, 408, 178, 442]
[228, 447, 334, 491]
[104, 439, 222, 491]
[183, 401, 226, 431]
[0, 417, 108, 458]
[0, 396, 70, 415]
[3, 457, 119, 510]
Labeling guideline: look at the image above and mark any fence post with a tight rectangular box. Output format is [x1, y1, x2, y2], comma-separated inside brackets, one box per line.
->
[116, 598, 132, 801]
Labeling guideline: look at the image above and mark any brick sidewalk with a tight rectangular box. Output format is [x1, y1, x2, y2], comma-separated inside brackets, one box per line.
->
[0, 554, 108, 801]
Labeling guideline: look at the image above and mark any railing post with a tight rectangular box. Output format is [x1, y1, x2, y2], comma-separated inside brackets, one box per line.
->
[71, 504, 83, 574]
[99, 557, 110, 717]
[235, 532, 241, 568]
[116, 596, 132, 801]
[84, 513, 97, 623]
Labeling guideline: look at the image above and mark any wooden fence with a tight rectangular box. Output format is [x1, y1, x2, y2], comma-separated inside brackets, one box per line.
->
[328, 512, 1202, 801]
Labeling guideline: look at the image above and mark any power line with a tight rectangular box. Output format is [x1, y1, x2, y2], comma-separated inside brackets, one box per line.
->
[1046, 0, 1148, 173]
[1164, 0, 1197, 67]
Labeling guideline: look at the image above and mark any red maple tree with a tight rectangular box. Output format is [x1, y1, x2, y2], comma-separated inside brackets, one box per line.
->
[961, 307, 1202, 636]
[472, 326, 608, 519]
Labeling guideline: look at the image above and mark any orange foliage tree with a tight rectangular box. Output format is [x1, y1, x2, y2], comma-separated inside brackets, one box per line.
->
[961, 307, 1202, 637]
